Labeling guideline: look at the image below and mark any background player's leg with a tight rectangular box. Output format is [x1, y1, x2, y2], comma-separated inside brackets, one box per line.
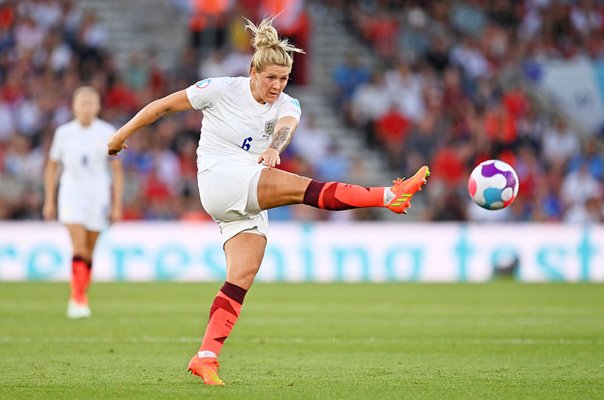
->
[65, 224, 92, 318]
[65, 224, 89, 304]
[83, 230, 101, 299]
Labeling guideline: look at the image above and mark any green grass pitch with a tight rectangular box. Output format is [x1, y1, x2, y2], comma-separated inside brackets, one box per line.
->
[1, 281, 603, 400]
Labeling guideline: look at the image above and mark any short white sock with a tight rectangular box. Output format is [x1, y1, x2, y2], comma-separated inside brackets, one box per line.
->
[197, 351, 217, 359]
[383, 187, 395, 205]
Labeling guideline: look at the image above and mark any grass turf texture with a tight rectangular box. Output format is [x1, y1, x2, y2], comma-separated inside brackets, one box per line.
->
[1, 282, 603, 400]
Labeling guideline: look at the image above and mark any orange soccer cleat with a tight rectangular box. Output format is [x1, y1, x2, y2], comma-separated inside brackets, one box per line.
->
[187, 356, 225, 386]
[386, 166, 430, 214]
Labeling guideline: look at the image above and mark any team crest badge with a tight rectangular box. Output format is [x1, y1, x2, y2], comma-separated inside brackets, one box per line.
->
[263, 119, 276, 139]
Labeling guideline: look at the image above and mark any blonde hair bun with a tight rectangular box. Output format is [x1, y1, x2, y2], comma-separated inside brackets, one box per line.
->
[245, 16, 305, 71]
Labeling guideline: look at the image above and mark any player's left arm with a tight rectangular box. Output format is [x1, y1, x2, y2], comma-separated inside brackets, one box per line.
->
[109, 157, 124, 223]
[258, 116, 299, 168]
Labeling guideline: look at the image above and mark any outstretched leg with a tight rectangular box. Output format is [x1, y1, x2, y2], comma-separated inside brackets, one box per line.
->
[257, 165, 430, 214]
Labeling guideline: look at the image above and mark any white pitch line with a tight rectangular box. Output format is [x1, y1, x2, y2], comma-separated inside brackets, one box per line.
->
[0, 337, 603, 345]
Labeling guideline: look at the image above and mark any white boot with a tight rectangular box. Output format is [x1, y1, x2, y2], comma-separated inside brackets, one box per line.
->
[66, 299, 91, 319]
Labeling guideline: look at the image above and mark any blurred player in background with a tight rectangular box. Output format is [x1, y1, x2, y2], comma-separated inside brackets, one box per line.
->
[107, 17, 428, 385]
[43, 86, 124, 319]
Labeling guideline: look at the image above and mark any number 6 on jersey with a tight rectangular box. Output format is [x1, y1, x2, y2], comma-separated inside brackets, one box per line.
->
[241, 136, 253, 151]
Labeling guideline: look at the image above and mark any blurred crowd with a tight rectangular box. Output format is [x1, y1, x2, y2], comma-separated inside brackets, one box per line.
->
[0, 0, 602, 223]
[329, 0, 604, 223]
[0, 0, 312, 221]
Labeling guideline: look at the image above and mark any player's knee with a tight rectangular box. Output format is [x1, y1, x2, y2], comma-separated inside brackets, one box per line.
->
[238, 267, 260, 283]
[73, 247, 92, 263]
[227, 267, 260, 289]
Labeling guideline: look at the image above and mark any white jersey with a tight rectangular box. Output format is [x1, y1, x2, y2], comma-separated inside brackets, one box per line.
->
[185, 76, 302, 171]
[49, 118, 115, 195]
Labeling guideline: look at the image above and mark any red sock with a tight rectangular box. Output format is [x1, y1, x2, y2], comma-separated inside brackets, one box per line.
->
[84, 260, 93, 295]
[70, 256, 89, 304]
[199, 282, 247, 357]
[303, 180, 386, 210]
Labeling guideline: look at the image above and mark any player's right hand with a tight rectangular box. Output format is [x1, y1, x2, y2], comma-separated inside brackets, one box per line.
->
[107, 133, 128, 156]
[258, 147, 281, 168]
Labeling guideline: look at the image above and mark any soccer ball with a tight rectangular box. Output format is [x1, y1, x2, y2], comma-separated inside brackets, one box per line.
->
[468, 160, 519, 210]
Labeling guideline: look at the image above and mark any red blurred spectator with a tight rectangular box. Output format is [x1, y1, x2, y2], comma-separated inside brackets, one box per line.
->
[363, 13, 398, 59]
[144, 169, 172, 201]
[484, 103, 517, 145]
[374, 106, 411, 168]
[260, 0, 310, 85]
[105, 77, 139, 114]
[189, 0, 234, 51]
[431, 142, 467, 187]
[502, 88, 528, 118]
[0, 1, 15, 29]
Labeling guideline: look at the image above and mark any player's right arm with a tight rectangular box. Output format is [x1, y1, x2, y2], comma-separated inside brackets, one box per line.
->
[43, 126, 64, 220]
[108, 90, 193, 156]
[43, 159, 59, 220]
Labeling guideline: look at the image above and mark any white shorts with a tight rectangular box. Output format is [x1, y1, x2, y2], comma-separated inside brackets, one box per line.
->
[58, 188, 110, 231]
[197, 162, 268, 244]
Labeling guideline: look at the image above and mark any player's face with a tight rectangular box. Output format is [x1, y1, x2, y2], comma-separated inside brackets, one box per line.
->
[250, 65, 290, 104]
[73, 92, 100, 126]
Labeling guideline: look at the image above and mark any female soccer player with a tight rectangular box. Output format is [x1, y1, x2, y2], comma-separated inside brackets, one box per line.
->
[44, 86, 124, 319]
[107, 17, 429, 385]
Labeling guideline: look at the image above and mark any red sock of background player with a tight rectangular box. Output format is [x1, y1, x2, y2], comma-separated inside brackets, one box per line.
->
[84, 260, 93, 298]
[197, 282, 247, 359]
[302, 181, 393, 210]
[71, 256, 89, 304]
